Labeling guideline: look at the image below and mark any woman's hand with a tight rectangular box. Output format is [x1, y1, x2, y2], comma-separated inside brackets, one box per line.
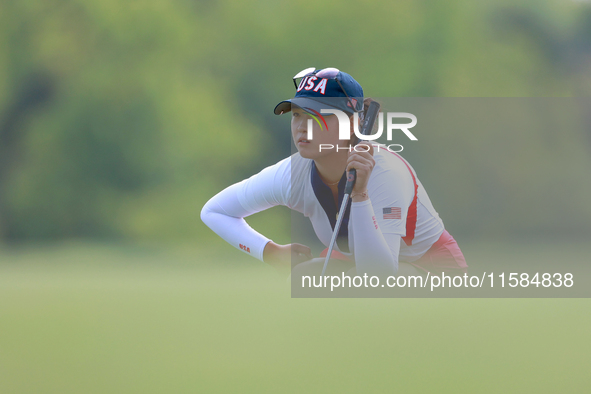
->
[263, 241, 312, 273]
[347, 141, 375, 201]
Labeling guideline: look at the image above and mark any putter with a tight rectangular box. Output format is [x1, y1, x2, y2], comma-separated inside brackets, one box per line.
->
[321, 101, 381, 276]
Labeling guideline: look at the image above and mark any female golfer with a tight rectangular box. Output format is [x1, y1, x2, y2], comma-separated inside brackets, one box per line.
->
[201, 67, 467, 276]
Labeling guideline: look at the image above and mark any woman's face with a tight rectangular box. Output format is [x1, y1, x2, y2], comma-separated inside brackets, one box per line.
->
[291, 106, 351, 160]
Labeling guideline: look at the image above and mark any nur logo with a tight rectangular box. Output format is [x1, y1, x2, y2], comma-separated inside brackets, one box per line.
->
[302, 107, 328, 131]
[305, 109, 418, 142]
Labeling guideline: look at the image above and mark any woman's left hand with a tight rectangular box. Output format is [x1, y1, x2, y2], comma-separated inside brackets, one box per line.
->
[346, 141, 375, 200]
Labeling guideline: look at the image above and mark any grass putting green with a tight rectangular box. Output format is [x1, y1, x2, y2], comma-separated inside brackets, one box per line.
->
[0, 241, 589, 393]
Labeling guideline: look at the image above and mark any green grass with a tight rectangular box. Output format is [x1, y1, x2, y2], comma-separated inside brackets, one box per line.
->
[0, 241, 590, 393]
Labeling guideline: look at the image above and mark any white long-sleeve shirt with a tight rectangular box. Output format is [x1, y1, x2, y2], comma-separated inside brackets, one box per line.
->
[201, 144, 444, 275]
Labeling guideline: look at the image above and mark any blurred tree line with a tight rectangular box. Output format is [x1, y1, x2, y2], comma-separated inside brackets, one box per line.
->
[0, 0, 590, 245]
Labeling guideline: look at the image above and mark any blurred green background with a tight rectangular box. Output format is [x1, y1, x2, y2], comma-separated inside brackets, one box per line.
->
[1, 0, 591, 392]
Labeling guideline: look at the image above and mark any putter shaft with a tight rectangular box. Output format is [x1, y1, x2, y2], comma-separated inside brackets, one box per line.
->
[318, 102, 381, 279]
[321, 193, 351, 276]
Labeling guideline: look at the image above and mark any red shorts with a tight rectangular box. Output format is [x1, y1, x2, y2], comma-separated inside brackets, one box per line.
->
[319, 230, 467, 275]
[409, 230, 467, 275]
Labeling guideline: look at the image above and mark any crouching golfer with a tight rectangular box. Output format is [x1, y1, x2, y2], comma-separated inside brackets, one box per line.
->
[201, 67, 467, 277]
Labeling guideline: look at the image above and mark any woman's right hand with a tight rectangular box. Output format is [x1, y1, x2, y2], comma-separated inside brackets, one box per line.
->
[263, 242, 312, 273]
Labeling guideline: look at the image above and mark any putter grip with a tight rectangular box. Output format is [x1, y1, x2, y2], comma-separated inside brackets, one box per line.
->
[344, 168, 356, 194]
[345, 101, 380, 195]
[361, 101, 381, 136]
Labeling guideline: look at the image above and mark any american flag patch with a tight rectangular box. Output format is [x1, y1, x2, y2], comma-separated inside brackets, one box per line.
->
[383, 207, 401, 220]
